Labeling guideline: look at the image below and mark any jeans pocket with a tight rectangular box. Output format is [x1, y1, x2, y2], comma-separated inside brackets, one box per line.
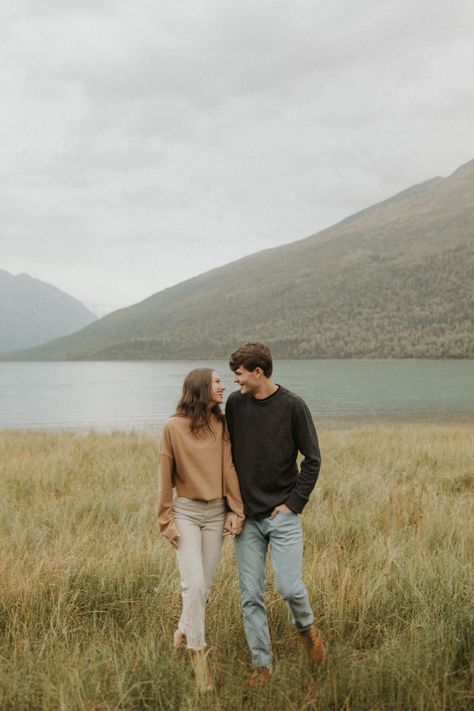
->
[173, 496, 197, 516]
[272, 510, 298, 529]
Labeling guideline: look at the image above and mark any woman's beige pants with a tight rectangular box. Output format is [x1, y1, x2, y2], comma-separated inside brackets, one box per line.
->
[173, 496, 226, 650]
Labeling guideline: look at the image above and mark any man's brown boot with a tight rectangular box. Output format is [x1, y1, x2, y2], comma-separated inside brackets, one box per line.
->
[299, 625, 326, 664]
[246, 666, 271, 687]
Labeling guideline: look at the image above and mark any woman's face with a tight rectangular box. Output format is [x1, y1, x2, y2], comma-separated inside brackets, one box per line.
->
[209, 370, 225, 406]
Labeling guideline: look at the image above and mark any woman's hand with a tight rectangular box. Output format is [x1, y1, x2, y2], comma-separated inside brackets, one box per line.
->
[223, 512, 238, 537]
[170, 536, 180, 550]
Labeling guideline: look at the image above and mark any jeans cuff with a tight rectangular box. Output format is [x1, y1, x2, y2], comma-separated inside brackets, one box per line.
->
[251, 654, 273, 669]
[293, 616, 315, 633]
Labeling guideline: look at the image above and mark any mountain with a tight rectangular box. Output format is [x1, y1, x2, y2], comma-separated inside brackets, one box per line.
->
[0, 270, 97, 353]
[2, 159, 473, 360]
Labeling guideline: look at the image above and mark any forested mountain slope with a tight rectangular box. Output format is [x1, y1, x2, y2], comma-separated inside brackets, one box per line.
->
[3, 159, 473, 360]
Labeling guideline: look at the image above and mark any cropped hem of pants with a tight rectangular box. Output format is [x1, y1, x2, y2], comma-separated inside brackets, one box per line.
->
[234, 512, 314, 669]
[173, 496, 226, 651]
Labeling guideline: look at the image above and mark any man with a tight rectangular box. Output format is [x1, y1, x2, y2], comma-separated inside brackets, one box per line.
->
[226, 341, 325, 685]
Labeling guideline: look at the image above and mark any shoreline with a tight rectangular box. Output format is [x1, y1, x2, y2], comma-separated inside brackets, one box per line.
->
[1, 417, 474, 436]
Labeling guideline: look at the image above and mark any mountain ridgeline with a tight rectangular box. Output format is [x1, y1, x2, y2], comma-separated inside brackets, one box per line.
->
[3, 160, 473, 360]
[0, 271, 96, 353]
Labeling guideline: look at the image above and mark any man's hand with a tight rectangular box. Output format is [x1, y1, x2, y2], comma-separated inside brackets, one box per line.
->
[269, 503, 293, 519]
[223, 512, 238, 537]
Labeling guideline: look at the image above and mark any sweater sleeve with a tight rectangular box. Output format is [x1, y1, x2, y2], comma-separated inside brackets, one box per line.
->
[222, 430, 245, 533]
[285, 404, 322, 514]
[157, 424, 179, 541]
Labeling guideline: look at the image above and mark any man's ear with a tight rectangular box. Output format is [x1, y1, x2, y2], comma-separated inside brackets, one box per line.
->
[254, 367, 263, 377]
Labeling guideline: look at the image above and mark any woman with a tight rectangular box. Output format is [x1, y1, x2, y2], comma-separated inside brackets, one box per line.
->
[157, 368, 244, 691]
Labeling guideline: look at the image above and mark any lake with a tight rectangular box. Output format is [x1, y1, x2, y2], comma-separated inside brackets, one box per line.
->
[1, 360, 473, 432]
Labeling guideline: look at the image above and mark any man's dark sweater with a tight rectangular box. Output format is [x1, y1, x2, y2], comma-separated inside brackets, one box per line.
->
[225, 386, 321, 520]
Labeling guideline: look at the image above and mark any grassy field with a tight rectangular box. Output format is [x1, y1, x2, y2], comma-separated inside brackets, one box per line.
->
[0, 426, 472, 711]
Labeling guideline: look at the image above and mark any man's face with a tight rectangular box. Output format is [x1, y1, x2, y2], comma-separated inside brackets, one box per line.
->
[233, 365, 261, 395]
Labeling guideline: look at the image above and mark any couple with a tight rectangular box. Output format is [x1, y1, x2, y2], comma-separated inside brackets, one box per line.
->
[157, 341, 324, 691]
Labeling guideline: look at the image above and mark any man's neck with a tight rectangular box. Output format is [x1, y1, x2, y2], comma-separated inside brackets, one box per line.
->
[252, 379, 279, 400]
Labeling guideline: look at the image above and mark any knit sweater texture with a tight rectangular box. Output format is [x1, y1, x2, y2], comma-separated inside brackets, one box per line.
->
[225, 386, 321, 519]
[157, 415, 244, 541]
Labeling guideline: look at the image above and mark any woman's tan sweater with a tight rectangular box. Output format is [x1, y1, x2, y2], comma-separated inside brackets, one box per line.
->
[157, 415, 244, 541]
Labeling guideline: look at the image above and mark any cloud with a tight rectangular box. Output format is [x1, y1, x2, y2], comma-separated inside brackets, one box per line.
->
[1, 0, 473, 314]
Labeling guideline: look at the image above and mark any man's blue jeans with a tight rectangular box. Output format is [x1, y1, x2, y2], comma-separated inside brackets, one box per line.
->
[234, 511, 314, 669]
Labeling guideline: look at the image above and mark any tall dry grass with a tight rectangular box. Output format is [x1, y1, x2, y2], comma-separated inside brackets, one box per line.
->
[0, 426, 472, 710]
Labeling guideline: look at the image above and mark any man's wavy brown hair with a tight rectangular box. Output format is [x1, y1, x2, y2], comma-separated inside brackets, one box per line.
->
[175, 368, 225, 438]
[229, 341, 273, 378]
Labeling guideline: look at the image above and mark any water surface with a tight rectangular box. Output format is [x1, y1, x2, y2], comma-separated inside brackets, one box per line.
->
[1, 360, 473, 431]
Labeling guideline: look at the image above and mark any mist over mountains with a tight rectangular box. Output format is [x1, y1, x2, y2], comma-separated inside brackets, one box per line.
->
[0, 270, 96, 353]
[2, 159, 473, 361]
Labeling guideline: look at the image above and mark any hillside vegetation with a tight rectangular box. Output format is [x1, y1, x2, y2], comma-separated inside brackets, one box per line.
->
[0, 426, 472, 710]
[3, 160, 473, 360]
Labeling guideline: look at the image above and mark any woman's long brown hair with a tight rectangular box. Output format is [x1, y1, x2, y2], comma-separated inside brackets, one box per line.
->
[175, 368, 225, 437]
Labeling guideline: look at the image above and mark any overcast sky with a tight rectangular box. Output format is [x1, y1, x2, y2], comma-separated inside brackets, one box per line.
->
[1, 0, 473, 316]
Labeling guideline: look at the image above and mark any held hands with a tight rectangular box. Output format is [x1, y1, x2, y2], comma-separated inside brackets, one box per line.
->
[223, 512, 239, 537]
[169, 511, 242, 546]
[269, 503, 293, 519]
